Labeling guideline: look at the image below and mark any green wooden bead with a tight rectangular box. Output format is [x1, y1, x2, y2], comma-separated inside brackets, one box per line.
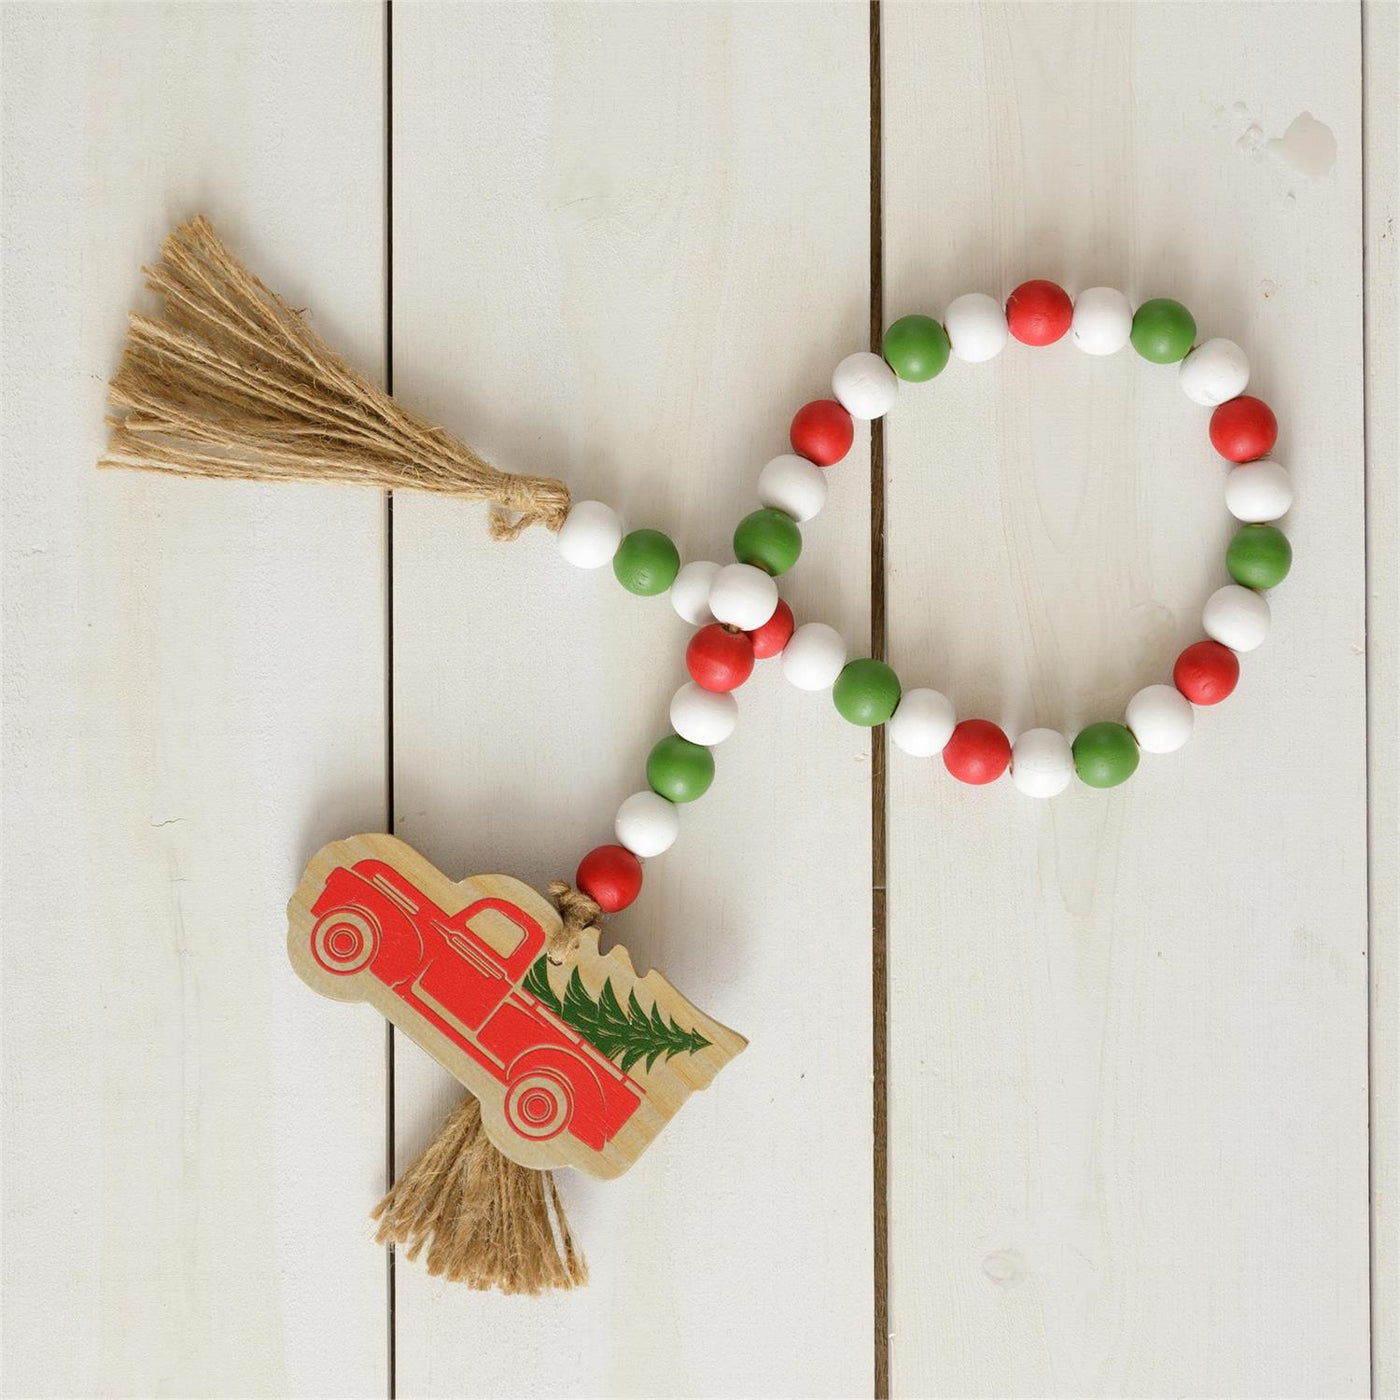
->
[1130, 298, 1197, 364]
[646, 734, 714, 804]
[733, 508, 802, 576]
[1227, 524, 1292, 589]
[883, 314, 950, 382]
[1073, 722, 1140, 789]
[832, 659, 901, 727]
[613, 529, 680, 595]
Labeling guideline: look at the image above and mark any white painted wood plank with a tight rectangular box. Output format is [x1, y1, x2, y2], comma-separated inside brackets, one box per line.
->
[389, 4, 872, 1394]
[881, 4, 1368, 1395]
[1364, 1, 1398, 1393]
[0, 5, 388, 1396]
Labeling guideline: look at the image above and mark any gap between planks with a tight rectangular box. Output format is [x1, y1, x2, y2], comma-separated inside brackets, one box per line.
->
[383, 2, 398, 1397]
[868, 3, 890, 1398]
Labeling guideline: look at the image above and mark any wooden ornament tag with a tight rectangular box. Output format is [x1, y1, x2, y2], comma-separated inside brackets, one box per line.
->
[287, 835, 746, 1179]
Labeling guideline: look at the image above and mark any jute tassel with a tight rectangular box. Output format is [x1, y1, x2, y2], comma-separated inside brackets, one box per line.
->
[373, 1097, 587, 1294]
[100, 216, 571, 539]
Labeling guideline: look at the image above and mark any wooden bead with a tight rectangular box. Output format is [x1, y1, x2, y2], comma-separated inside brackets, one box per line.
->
[1227, 523, 1292, 589]
[832, 351, 899, 419]
[1129, 298, 1196, 364]
[746, 599, 795, 659]
[942, 719, 1011, 785]
[758, 453, 828, 523]
[888, 687, 956, 757]
[1011, 728, 1074, 797]
[1006, 280, 1073, 346]
[790, 399, 854, 466]
[780, 622, 847, 691]
[686, 623, 755, 692]
[1210, 395, 1278, 461]
[709, 562, 778, 631]
[1125, 684, 1195, 753]
[1070, 287, 1133, 356]
[557, 499, 622, 568]
[614, 791, 679, 858]
[732, 509, 802, 577]
[1179, 338, 1250, 406]
[576, 844, 643, 912]
[646, 734, 715, 804]
[670, 560, 719, 626]
[1072, 722, 1140, 788]
[832, 659, 901, 727]
[943, 292, 1008, 363]
[1225, 460, 1293, 522]
[882, 314, 950, 382]
[613, 528, 680, 595]
[669, 682, 738, 746]
[1174, 640, 1240, 705]
[1203, 584, 1271, 652]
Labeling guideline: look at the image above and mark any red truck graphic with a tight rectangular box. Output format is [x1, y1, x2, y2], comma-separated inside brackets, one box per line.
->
[305, 858, 641, 1150]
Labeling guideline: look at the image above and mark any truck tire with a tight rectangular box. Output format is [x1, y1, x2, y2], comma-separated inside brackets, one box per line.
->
[311, 907, 379, 976]
[504, 1067, 573, 1141]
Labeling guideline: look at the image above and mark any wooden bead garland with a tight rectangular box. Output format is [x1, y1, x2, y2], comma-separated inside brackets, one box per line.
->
[100, 223, 1301, 1295]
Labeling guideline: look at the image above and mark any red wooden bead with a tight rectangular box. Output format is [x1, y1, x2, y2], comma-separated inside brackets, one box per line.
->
[942, 719, 1012, 785]
[1209, 395, 1278, 462]
[576, 844, 643, 913]
[1006, 280, 1073, 346]
[686, 623, 755, 692]
[790, 399, 855, 467]
[1173, 639, 1240, 705]
[746, 599, 795, 659]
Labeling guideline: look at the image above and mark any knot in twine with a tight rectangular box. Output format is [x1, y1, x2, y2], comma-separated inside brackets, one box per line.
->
[547, 881, 604, 964]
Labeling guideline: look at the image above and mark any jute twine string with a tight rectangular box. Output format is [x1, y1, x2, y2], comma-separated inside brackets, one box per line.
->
[547, 881, 605, 964]
[99, 216, 571, 539]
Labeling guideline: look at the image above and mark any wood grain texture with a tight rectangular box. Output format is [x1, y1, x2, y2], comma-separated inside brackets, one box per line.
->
[388, 3, 872, 1394]
[1364, 1, 1397, 1393]
[881, 4, 1369, 1395]
[0, 4, 388, 1395]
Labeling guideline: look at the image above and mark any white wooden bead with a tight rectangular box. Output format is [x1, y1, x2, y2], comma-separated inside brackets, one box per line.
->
[670, 560, 720, 626]
[1203, 584, 1271, 652]
[832, 351, 898, 420]
[556, 499, 622, 568]
[614, 790, 679, 858]
[1225, 460, 1294, 522]
[758, 453, 828, 523]
[780, 622, 847, 691]
[1070, 287, 1133, 356]
[708, 563, 778, 631]
[669, 682, 738, 746]
[888, 688, 956, 757]
[1126, 683, 1195, 754]
[1011, 728, 1074, 797]
[943, 293, 1008, 363]
[1179, 338, 1251, 406]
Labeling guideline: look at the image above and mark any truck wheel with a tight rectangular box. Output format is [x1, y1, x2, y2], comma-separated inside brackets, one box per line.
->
[504, 1069, 573, 1141]
[311, 907, 379, 975]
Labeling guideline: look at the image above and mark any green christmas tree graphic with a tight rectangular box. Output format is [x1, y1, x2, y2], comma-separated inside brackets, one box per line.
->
[523, 958, 711, 1074]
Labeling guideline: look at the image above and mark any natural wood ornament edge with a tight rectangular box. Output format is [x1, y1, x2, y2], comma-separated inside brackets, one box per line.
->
[100, 216, 571, 539]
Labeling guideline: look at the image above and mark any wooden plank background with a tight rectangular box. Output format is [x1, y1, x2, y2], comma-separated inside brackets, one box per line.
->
[0, 2, 1389, 1397]
[0, 3, 389, 1396]
[882, 4, 1371, 1396]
